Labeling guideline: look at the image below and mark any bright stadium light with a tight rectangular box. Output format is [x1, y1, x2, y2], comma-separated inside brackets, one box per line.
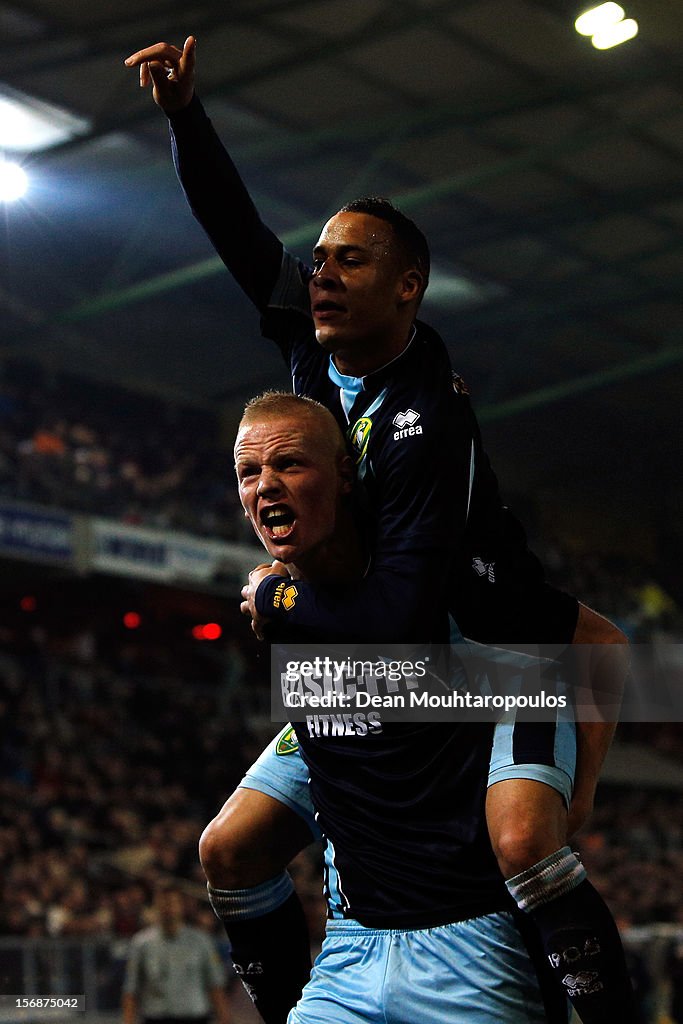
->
[591, 17, 638, 48]
[575, 3, 638, 50]
[0, 158, 28, 202]
[0, 86, 90, 152]
[575, 3, 624, 36]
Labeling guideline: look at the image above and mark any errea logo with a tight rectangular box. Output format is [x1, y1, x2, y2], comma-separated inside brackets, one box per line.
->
[393, 408, 420, 428]
[472, 557, 496, 583]
[273, 582, 298, 611]
[392, 408, 423, 441]
[561, 971, 603, 998]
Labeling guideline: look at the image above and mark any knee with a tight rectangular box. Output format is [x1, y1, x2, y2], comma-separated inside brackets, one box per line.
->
[199, 814, 249, 889]
[492, 821, 565, 881]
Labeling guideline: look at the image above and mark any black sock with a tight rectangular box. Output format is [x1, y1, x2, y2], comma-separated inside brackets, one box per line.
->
[531, 880, 636, 1022]
[507, 847, 636, 1023]
[512, 907, 571, 1024]
[208, 878, 311, 1024]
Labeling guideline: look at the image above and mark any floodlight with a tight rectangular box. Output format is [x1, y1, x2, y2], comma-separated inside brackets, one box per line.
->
[0, 158, 28, 201]
[575, 3, 625, 37]
[591, 17, 638, 48]
[0, 87, 89, 152]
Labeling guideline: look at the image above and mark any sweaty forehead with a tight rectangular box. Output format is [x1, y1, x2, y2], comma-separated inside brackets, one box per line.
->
[316, 212, 395, 254]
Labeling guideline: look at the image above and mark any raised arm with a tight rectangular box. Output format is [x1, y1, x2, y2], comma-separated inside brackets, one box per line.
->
[125, 37, 282, 310]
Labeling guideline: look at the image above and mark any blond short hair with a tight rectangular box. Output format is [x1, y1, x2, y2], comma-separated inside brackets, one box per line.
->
[239, 391, 346, 460]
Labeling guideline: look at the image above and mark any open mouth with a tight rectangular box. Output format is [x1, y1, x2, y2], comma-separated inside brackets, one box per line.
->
[260, 504, 295, 541]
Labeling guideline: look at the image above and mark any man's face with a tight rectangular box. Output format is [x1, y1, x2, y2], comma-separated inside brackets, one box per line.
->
[309, 212, 409, 361]
[235, 414, 352, 566]
[155, 890, 184, 930]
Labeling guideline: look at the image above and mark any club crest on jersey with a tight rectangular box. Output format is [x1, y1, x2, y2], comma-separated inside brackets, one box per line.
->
[349, 416, 372, 463]
[275, 726, 299, 756]
[273, 582, 298, 610]
[392, 408, 422, 441]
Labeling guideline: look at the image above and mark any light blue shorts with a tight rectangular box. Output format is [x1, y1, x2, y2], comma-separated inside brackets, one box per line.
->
[287, 912, 562, 1024]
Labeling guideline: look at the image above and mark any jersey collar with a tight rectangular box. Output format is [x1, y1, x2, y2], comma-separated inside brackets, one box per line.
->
[328, 324, 419, 395]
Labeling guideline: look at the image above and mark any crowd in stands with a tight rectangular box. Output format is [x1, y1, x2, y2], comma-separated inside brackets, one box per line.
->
[577, 788, 683, 927]
[0, 602, 323, 946]
[534, 535, 682, 642]
[0, 358, 246, 540]
[1, 356, 681, 631]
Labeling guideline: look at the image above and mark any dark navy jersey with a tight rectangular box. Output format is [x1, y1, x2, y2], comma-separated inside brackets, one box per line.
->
[170, 95, 578, 646]
[297, 720, 508, 928]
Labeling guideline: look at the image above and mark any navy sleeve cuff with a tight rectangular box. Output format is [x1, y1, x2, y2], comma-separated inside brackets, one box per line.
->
[167, 92, 202, 127]
[255, 575, 291, 617]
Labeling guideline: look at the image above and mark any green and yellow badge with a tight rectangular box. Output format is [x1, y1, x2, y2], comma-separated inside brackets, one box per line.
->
[348, 416, 372, 463]
[275, 726, 299, 756]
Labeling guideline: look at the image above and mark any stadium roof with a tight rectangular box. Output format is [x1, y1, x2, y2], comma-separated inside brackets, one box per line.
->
[2, 0, 682, 527]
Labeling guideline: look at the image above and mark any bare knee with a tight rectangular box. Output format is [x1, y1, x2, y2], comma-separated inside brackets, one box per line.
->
[199, 788, 313, 890]
[199, 813, 248, 889]
[491, 821, 565, 880]
[487, 780, 567, 880]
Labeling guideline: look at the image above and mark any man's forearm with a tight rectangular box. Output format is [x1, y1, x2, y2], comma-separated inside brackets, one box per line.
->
[568, 720, 616, 837]
[169, 96, 282, 310]
[568, 604, 629, 836]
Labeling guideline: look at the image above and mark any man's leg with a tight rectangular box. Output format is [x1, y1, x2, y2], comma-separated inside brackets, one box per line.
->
[488, 771, 636, 1021]
[199, 727, 319, 1024]
[487, 776, 571, 1022]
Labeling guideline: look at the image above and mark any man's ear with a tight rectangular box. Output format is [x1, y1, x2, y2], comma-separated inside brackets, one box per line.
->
[397, 268, 423, 307]
[339, 454, 355, 494]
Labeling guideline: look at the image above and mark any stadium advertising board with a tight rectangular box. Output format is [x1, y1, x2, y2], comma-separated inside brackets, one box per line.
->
[0, 503, 74, 565]
[90, 518, 257, 585]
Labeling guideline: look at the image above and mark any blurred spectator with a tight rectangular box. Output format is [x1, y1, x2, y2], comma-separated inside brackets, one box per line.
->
[122, 884, 229, 1024]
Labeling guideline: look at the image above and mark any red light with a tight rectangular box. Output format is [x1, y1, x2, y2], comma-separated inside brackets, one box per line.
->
[20, 596, 37, 612]
[192, 623, 222, 641]
[123, 612, 141, 629]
